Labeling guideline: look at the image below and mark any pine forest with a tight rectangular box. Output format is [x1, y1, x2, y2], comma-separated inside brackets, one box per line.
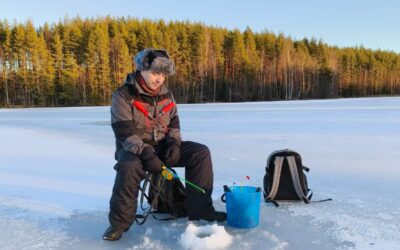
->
[1, 17, 400, 107]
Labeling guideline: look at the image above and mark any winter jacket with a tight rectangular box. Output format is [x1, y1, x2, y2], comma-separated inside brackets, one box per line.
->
[111, 72, 182, 159]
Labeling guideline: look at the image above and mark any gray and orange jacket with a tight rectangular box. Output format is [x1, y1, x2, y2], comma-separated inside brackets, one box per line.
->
[111, 72, 182, 159]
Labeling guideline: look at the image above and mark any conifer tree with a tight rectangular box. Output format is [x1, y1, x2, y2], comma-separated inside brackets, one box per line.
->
[25, 20, 41, 105]
[189, 24, 208, 102]
[0, 20, 11, 106]
[224, 29, 246, 101]
[243, 26, 259, 100]
[51, 32, 64, 105]
[86, 22, 111, 105]
[208, 27, 225, 102]
[60, 51, 79, 105]
[10, 23, 27, 105]
[109, 31, 131, 89]
[174, 22, 191, 102]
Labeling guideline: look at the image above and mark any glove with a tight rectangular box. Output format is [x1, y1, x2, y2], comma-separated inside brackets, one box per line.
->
[140, 146, 163, 173]
[161, 166, 174, 181]
[163, 139, 181, 168]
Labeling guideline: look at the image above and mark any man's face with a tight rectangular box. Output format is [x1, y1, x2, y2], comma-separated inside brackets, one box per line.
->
[141, 70, 166, 91]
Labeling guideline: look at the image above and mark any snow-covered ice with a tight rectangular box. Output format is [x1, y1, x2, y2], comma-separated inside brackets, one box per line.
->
[1, 97, 399, 249]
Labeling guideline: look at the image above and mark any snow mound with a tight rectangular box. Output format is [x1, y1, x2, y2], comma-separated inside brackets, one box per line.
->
[179, 223, 233, 250]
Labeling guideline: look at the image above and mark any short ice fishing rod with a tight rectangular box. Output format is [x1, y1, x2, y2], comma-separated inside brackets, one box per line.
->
[161, 166, 206, 194]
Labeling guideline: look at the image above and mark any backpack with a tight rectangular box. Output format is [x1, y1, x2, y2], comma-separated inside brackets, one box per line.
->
[141, 168, 187, 221]
[263, 149, 312, 206]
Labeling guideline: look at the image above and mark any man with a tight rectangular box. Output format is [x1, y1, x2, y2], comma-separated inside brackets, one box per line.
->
[103, 48, 226, 241]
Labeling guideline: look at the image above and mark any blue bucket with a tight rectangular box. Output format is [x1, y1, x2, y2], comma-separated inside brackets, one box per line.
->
[221, 186, 261, 228]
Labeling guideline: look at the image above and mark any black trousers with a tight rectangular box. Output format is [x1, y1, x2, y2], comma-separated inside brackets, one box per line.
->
[108, 141, 214, 229]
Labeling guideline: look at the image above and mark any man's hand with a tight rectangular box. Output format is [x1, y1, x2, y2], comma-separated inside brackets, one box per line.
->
[163, 139, 180, 167]
[140, 146, 163, 173]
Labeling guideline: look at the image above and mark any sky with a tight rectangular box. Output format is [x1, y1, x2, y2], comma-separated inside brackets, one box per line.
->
[1, 0, 400, 53]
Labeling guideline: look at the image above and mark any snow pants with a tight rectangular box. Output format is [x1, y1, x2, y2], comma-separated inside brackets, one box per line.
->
[108, 141, 214, 229]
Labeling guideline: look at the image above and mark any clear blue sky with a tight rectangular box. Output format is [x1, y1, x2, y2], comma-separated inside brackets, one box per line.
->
[1, 0, 399, 53]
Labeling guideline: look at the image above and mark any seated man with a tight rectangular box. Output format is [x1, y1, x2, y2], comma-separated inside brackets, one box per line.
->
[103, 48, 226, 241]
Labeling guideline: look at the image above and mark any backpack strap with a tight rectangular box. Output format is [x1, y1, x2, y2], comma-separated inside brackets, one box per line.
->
[137, 172, 185, 224]
[287, 156, 310, 203]
[149, 173, 181, 221]
[139, 173, 152, 211]
[266, 156, 284, 200]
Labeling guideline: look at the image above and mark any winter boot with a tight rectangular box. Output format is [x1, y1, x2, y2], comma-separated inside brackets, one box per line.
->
[102, 226, 130, 241]
[188, 205, 226, 222]
[187, 190, 227, 222]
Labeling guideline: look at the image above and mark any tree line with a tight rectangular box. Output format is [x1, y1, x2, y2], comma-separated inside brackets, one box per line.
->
[1, 16, 400, 107]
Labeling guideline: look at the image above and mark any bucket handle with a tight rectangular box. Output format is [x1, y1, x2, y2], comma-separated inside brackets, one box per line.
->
[221, 193, 226, 203]
[221, 185, 231, 203]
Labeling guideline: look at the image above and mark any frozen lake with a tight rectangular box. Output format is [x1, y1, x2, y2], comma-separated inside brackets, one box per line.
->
[1, 97, 399, 249]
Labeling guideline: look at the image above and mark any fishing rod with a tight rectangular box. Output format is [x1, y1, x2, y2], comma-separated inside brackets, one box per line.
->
[162, 166, 206, 194]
